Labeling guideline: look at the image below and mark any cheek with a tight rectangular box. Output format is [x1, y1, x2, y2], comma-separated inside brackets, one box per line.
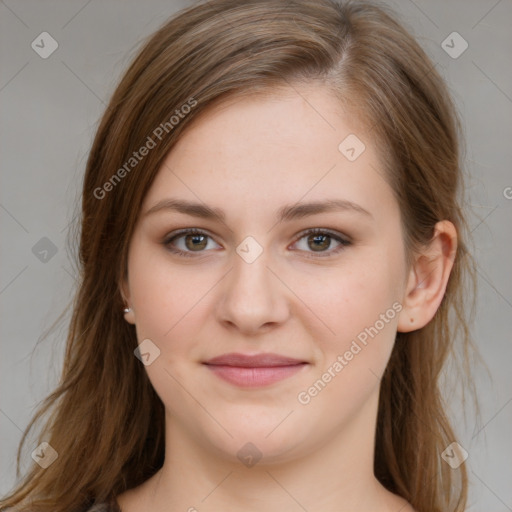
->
[292, 253, 401, 402]
[292, 257, 401, 344]
[127, 253, 211, 408]
[128, 245, 207, 339]
[311, 252, 402, 397]
[297, 282, 399, 424]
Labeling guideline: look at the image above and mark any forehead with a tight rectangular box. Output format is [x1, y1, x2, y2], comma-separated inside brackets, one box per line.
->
[142, 84, 397, 225]
[174, 85, 357, 162]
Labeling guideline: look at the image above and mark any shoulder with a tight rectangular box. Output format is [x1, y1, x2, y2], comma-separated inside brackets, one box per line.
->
[83, 499, 121, 512]
[83, 504, 111, 512]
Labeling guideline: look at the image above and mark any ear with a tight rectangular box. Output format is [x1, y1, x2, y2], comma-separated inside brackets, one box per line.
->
[119, 276, 136, 325]
[397, 220, 457, 332]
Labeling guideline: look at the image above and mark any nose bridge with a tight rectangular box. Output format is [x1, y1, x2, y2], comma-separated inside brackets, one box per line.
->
[234, 240, 272, 289]
[216, 237, 289, 332]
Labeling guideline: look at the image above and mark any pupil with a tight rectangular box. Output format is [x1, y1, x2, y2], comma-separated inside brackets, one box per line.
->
[186, 234, 206, 251]
[310, 234, 329, 251]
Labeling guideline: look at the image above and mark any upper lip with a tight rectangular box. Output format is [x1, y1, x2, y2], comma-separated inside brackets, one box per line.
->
[203, 352, 307, 367]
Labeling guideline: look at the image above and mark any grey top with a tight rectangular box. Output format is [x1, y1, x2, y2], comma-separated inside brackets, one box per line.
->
[84, 505, 111, 512]
[84, 499, 121, 512]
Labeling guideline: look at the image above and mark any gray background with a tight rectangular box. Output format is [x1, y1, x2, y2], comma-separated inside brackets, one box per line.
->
[1, 0, 511, 509]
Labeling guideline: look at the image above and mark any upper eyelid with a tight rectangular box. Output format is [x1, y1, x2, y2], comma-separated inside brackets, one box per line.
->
[164, 227, 349, 248]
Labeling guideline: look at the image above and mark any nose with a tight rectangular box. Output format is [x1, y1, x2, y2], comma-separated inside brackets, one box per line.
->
[215, 246, 291, 336]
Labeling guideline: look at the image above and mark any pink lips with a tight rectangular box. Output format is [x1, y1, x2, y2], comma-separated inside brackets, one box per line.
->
[203, 352, 308, 388]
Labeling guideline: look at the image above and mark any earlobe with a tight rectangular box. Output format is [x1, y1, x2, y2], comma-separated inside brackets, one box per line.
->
[119, 278, 136, 325]
[123, 307, 136, 325]
[397, 220, 457, 333]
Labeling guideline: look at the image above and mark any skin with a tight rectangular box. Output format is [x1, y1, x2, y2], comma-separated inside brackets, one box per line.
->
[117, 83, 456, 512]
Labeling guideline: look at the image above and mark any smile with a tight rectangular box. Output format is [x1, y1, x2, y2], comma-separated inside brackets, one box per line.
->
[202, 352, 310, 388]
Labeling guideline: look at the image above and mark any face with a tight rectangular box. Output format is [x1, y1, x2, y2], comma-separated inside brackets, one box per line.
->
[121, 84, 410, 464]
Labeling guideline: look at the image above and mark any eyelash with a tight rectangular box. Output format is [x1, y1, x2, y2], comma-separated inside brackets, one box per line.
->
[162, 228, 351, 259]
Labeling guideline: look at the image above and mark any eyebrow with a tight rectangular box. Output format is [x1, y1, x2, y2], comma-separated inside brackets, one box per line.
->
[143, 198, 373, 222]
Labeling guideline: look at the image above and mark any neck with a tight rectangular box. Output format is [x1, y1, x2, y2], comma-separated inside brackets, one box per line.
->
[128, 389, 408, 512]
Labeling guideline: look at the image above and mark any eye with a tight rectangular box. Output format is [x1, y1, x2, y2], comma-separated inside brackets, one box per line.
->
[163, 229, 221, 258]
[291, 228, 351, 258]
[163, 228, 351, 258]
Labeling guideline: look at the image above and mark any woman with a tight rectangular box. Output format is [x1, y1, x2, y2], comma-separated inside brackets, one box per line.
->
[0, 0, 478, 511]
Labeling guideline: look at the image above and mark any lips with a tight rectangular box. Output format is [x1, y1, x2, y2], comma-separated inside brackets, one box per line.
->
[204, 352, 307, 367]
[202, 352, 309, 387]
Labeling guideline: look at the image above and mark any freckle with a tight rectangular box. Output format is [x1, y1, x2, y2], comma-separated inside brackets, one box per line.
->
[410, 318, 414, 323]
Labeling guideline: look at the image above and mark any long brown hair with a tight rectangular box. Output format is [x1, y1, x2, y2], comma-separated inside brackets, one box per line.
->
[1, 1, 480, 511]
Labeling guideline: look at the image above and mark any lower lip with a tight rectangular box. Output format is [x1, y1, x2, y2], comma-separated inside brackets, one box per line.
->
[204, 363, 307, 387]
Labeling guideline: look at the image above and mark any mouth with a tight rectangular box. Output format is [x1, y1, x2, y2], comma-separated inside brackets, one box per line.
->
[202, 352, 309, 388]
